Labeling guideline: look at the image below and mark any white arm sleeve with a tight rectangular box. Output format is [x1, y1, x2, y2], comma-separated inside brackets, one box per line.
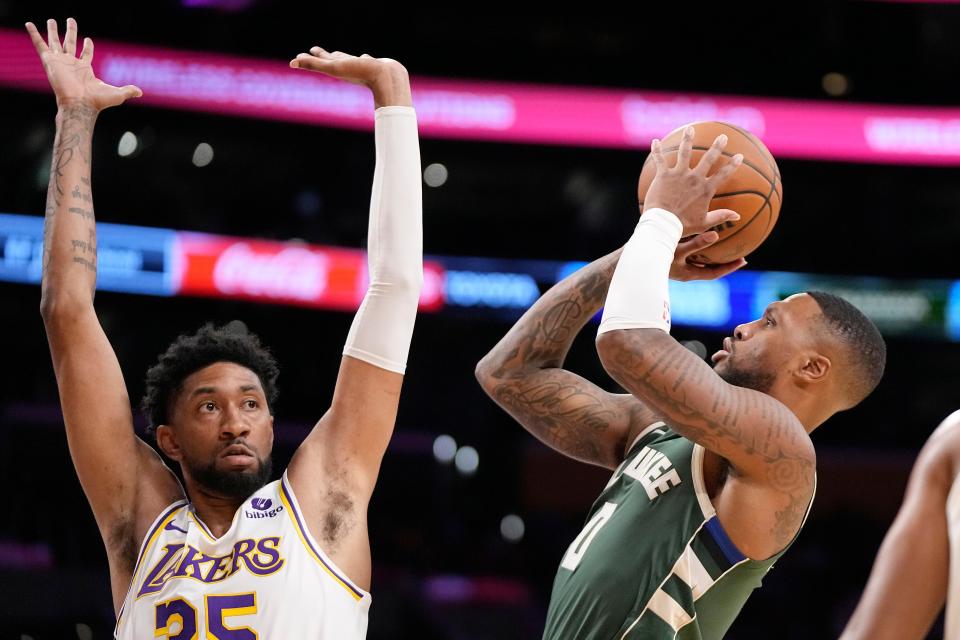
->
[597, 208, 683, 335]
[342, 106, 423, 374]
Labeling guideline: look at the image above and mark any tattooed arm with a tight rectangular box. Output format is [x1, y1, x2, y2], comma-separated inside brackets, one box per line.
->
[476, 250, 644, 469]
[476, 234, 730, 470]
[30, 18, 182, 611]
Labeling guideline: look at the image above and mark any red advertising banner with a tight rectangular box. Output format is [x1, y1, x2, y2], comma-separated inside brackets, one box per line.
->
[175, 233, 445, 312]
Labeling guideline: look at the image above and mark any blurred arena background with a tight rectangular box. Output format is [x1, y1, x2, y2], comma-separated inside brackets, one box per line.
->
[2, 1, 960, 638]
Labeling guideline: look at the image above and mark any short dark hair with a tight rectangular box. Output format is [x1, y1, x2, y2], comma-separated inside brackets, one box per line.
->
[806, 291, 886, 408]
[141, 321, 280, 433]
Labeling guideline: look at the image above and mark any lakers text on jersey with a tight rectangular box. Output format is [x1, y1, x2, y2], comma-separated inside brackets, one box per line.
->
[114, 471, 370, 639]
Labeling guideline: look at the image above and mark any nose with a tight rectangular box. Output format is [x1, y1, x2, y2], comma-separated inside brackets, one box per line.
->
[733, 322, 751, 341]
[220, 406, 251, 439]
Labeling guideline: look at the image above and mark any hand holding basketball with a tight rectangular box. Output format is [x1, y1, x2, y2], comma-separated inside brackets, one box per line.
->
[638, 121, 783, 265]
[643, 125, 743, 236]
[670, 232, 747, 282]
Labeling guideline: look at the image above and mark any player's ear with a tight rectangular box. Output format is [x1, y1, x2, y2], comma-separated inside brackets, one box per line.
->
[155, 424, 182, 461]
[796, 352, 831, 383]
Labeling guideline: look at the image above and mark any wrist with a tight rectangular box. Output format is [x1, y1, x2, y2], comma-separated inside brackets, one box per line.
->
[370, 64, 413, 108]
[56, 100, 99, 122]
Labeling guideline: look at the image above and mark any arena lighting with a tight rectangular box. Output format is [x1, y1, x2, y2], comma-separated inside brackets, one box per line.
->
[423, 163, 449, 187]
[191, 142, 214, 167]
[500, 515, 526, 543]
[454, 446, 480, 476]
[1, 213, 958, 340]
[117, 131, 138, 157]
[433, 434, 458, 464]
[7, 28, 960, 165]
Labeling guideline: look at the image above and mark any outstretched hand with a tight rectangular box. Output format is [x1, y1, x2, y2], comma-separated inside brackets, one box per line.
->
[643, 125, 743, 236]
[25, 18, 141, 111]
[290, 46, 412, 108]
[670, 231, 747, 282]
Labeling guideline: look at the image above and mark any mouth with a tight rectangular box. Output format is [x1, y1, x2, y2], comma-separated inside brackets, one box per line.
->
[220, 444, 256, 467]
[711, 337, 733, 364]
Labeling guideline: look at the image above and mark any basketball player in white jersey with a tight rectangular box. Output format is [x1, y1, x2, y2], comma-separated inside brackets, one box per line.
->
[842, 410, 960, 639]
[28, 18, 422, 638]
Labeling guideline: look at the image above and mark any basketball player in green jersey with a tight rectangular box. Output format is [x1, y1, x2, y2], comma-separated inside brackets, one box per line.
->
[477, 127, 887, 639]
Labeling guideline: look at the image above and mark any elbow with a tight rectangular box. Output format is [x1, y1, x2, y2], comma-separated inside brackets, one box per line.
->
[474, 355, 496, 396]
[39, 290, 90, 326]
[595, 330, 625, 372]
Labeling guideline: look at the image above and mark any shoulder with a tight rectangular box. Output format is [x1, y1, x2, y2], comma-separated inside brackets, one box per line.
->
[915, 409, 960, 485]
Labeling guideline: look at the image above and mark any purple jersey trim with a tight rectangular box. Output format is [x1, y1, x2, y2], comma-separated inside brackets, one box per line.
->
[279, 475, 365, 599]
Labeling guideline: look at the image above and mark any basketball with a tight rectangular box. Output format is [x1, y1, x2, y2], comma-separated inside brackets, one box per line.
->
[636, 121, 782, 265]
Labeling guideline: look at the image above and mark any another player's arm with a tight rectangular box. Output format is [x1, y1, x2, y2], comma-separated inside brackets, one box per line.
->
[285, 48, 421, 590]
[28, 18, 183, 601]
[840, 412, 959, 640]
[595, 126, 814, 551]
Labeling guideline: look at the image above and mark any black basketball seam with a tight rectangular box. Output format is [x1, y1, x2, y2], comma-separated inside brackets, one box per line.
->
[712, 189, 770, 198]
[724, 123, 780, 181]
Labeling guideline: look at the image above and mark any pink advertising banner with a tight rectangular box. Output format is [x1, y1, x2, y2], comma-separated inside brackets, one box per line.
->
[4, 27, 960, 164]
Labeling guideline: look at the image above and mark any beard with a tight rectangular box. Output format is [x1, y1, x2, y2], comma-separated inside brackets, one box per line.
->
[716, 358, 777, 394]
[185, 449, 273, 501]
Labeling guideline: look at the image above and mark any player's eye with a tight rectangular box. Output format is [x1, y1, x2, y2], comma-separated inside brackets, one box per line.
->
[244, 399, 258, 409]
[200, 401, 217, 412]
[765, 315, 775, 327]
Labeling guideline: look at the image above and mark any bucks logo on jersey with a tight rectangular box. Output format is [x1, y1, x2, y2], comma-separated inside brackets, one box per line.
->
[542, 424, 813, 640]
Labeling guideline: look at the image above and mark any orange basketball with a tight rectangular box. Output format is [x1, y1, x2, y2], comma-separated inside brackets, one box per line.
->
[636, 121, 782, 265]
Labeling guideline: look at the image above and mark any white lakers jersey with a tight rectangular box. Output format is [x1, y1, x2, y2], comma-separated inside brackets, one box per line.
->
[115, 471, 370, 639]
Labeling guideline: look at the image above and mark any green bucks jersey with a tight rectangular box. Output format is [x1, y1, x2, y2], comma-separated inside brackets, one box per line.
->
[542, 423, 814, 640]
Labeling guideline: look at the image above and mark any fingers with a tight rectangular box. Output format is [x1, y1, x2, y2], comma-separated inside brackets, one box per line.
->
[709, 153, 743, 188]
[697, 258, 748, 281]
[649, 138, 666, 171]
[122, 84, 143, 100]
[696, 134, 727, 176]
[676, 231, 720, 258]
[46, 18, 61, 52]
[309, 46, 331, 59]
[675, 125, 695, 170]
[701, 208, 740, 231]
[63, 17, 77, 57]
[290, 52, 327, 69]
[80, 37, 94, 62]
[25, 22, 48, 55]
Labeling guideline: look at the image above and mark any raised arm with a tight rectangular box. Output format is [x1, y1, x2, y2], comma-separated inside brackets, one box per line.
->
[284, 48, 422, 589]
[475, 229, 743, 470]
[840, 412, 959, 640]
[28, 18, 183, 607]
[594, 127, 815, 548]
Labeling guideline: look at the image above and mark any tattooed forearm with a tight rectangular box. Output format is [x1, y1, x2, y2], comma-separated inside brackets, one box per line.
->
[48, 105, 96, 208]
[68, 207, 94, 220]
[40, 103, 100, 308]
[491, 372, 622, 463]
[597, 329, 815, 535]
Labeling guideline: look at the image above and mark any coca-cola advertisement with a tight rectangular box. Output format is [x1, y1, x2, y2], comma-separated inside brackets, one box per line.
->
[176, 233, 445, 311]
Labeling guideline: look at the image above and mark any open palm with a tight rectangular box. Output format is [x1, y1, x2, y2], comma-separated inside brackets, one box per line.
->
[25, 18, 141, 110]
[291, 47, 404, 85]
